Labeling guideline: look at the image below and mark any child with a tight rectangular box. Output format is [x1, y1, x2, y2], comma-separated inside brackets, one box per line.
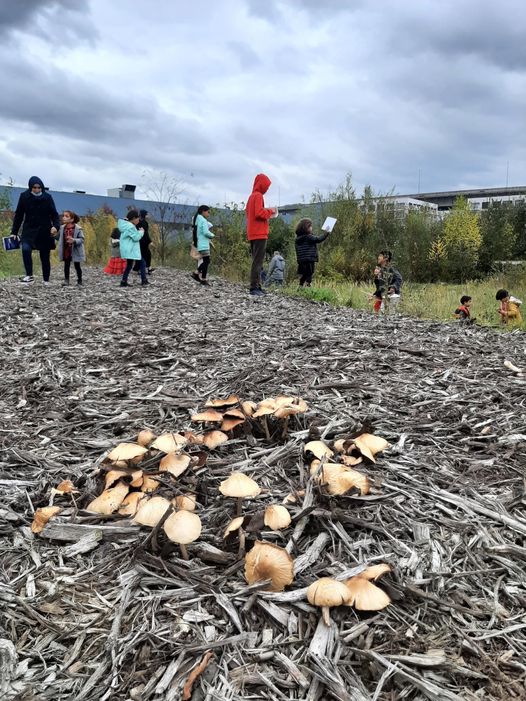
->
[295, 218, 329, 287]
[118, 210, 147, 287]
[371, 251, 402, 313]
[57, 210, 85, 286]
[191, 205, 214, 285]
[496, 289, 522, 326]
[103, 227, 127, 275]
[265, 250, 286, 286]
[454, 295, 474, 323]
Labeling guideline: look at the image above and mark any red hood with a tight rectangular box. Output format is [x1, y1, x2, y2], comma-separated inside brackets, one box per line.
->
[252, 173, 271, 194]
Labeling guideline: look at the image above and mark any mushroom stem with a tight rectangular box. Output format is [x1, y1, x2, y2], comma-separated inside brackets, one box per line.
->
[261, 415, 270, 440]
[237, 528, 246, 558]
[281, 416, 289, 440]
[322, 606, 331, 627]
[179, 544, 189, 560]
[236, 497, 243, 517]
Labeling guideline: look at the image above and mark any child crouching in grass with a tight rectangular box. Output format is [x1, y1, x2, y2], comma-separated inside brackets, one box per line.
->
[454, 295, 475, 324]
[496, 289, 522, 327]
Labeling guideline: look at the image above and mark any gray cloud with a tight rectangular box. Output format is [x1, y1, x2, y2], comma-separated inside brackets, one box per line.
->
[0, 0, 95, 42]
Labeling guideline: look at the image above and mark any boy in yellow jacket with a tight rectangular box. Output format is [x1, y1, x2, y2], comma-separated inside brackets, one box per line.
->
[496, 289, 522, 326]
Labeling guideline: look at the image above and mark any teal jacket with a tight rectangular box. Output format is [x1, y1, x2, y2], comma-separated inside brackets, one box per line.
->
[118, 218, 143, 260]
[196, 214, 214, 253]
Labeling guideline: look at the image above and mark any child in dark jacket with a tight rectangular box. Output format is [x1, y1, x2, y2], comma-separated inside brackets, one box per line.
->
[295, 218, 329, 286]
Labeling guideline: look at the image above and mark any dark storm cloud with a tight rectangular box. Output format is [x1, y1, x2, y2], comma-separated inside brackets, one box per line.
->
[0, 0, 95, 42]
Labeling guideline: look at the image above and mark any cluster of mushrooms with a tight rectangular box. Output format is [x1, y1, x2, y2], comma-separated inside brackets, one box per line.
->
[32, 395, 394, 624]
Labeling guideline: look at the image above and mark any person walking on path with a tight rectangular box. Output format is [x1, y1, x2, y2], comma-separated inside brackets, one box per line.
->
[10, 175, 60, 285]
[294, 218, 329, 287]
[191, 205, 215, 285]
[56, 210, 85, 286]
[265, 250, 285, 286]
[118, 210, 148, 287]
[133, 209, 154, 275]
[245, 173, 276, 296]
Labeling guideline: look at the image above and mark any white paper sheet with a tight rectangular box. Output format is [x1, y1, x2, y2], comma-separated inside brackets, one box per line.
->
[321, 216, 337, 232]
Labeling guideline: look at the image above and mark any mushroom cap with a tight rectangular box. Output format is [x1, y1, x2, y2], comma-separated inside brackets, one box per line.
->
[304, 441, 334, 460]
[202, 430, 229, 449]
[118, 492, 147, 517]
[107, 443, 147, 463]
[191, 409, 223, 422]
[159, 452, 191, 477]
[273, 397, 308, 418]
[224, 408, 245, 419]
[326, 468, 370, 496]
[310, 461, 348, 485]
[345, 577, 391, 611]
[140, 475, 161, 493]
[54, 480, 77, 494]
[151, 433, 188, 453]
[182, 431, 204, 445]
[137, 429, 156, 447]
[355, 433, 388, 456]
[86, 481, 129, 515]
[306, 578, 351, 607]
[221, 417, 245, 432]
[358, 563, 391, 581]
[340, 454, 363, 467]
[282, 490, 304, 505]
[31, 506, 61, 533]
[204, 395, 239, 408]
[132, 496, 172, 527]
[223, 515, 245, 538]
[252, 404, 276, 418]
[241, 401, 257, 416]
[244, 541, 293, 591]
[219, 472, 261, 499]
[163, 510, 202, 544]
[173, 494, 197, 512]
[352, 437, 375, 463]
[264, 504, 292, 530]
[104, 468, 142, 489]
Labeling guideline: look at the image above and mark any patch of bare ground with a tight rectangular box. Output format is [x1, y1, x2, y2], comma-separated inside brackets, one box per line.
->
[0, 268, 525, 701]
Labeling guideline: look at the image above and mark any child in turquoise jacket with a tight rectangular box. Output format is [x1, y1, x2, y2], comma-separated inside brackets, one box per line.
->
[191, 205, 215, 285]
[118, 210, 148, 287]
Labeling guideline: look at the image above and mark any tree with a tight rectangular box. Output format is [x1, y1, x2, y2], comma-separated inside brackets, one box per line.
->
[141, 170, 185, 264]
[478, 201, 516, 273]
[441, 197, 481, 281]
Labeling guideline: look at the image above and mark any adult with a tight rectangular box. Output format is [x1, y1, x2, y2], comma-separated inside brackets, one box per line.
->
[265, 250, 285, 286]
[191, 205, 214, 285]
[118, 210, 148, 287]
[245, 173, 276, 296]
[10, 176, 60, 285]
[133, 209, 153, 275]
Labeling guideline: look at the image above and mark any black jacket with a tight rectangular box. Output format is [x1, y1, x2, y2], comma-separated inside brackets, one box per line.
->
[374, 264, 402, 298]
[295, 231, 329, 263]
[138, 217, 151, 256]
[11, 176, 60, 251]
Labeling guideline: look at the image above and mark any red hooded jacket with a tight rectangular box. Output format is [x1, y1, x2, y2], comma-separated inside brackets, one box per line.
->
[245, 173, 274, 241]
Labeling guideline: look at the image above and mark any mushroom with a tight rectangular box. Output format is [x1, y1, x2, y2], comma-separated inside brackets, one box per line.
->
[304, 441, 333, 461]
[104, 468, 143, 489]
[54, 480, 76, 494]
[241, 401, 257, 416]
[326, 468, 370, 496]
[140, 475, 161, 493]
[345, 577, 390, 611]
[354, 433, 388, 457]
[340, 454, 363, 467]
[132, 496, 172, 527]
[173, 494, 196, 512]
[309, 461, 348, 485]
[86, 481, 129, 515]
[159, 452, 191, 477]
[358, 563, 391, 581]
[151, 432, 188, 453]
[306, 577, 351, 626]
[221, 416, 246, 432]
[190, 409, 223, 423]
[107, 443, 147, 463]
[31, 506, 61, 534]
[223, 516, 245, 538]
[163, 510, 202, 559]
[219, 472, 261, 516]
[202, 430, 229, 449]
[244, 541, 293, 592]
[118, 492, 147, 517]
[282, 490, 305, 505]
[137, 429, 156, 447]
[264, 505, 291, 530]
[204, 395, 239, 408]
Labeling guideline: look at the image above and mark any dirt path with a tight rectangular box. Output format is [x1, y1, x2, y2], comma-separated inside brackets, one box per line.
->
[1, 268, 525, 700]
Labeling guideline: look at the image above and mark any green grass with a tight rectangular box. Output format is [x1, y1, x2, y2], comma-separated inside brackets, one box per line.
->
[280, 276, 526, 330]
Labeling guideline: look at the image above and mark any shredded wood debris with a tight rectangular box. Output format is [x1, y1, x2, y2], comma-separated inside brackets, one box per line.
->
[1, 268, 526, 701]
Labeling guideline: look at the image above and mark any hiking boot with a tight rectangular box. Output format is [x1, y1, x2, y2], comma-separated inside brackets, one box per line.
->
[62, 280, 70, 287]
[20, 276, 34, 284]
[148, 268, 155, 274]
[141, 279, 150, 286]
[200, 279, 210, 286]
[191, 272, 201, 282]
[249, 288, 265, 296]
[120, 281, 129, 287]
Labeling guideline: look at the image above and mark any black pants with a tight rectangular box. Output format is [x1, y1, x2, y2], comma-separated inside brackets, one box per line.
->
[298, 261, 315, 286]
[250, 239, 267, 290]
[133, 247, 151, 270]
[198, 254, 210, 280]
[22, 242, 51, 281]
[123, 258, 146, 283]
[64, 259, 82, 282]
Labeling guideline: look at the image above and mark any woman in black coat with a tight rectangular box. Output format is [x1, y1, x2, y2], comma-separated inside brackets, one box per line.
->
[10, 176, 60, 284]
[294, 218, 330, 286]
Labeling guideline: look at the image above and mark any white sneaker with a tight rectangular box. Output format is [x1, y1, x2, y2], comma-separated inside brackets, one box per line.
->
[43, 281, 50, 286]
[20, 276, 34, 284]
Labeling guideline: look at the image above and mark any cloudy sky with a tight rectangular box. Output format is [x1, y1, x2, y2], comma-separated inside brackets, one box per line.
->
[1, 0, 525, 207]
